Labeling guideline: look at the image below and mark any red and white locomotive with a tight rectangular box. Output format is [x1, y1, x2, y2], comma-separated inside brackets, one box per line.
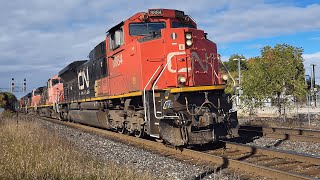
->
[21, 9, 238, 146]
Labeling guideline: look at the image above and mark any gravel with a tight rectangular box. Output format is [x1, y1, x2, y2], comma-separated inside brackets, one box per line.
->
[238, 117, 320, 158]
[24, 117, 239, 180]
[246, 137, 320, 157]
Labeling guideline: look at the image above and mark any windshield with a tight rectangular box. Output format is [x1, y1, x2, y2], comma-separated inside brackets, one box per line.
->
[129, 22, 166, 36]
[52, 79, 59, 86]
[172, 22, 195, 28]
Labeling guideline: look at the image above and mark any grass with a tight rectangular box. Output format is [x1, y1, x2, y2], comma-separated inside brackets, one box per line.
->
[0, 115, 152, 180]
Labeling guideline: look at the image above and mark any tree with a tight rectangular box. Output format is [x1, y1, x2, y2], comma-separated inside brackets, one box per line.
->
[219, 54, 248, 94]
[241, 44, 306, 116]
[0, 92, 17, 110]
[241, 57, 270, 114]
[221, 54, 248, 72]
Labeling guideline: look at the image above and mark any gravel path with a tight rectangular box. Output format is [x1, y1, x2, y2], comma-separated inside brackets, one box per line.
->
[246, 136, 320, 157]
[26, 117, 239, 180]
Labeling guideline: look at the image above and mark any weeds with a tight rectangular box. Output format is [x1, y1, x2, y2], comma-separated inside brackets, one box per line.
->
[0, 118, 152, 180]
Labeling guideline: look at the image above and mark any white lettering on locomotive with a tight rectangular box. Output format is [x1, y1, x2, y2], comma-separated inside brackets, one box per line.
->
[112, 54, 123, 68]
[191, 52, 209, 72]
[78, 68, 89, 90]
[167, 51, 188, 73]
[167, 51, 210, 73]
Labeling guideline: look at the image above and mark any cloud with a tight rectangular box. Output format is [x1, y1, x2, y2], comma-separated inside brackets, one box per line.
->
[204, 3, 320, 43]
[0, 0, 320, 96]
[303, 52, 320, 84]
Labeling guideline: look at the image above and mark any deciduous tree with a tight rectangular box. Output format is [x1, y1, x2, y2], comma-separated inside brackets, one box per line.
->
[241, 44, 306, 116]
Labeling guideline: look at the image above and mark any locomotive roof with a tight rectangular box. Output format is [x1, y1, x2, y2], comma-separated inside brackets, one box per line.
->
[107, 21, 124, 34]
[34, 86, 46, 92]
[59, 60, 88, 77]
[89, 40, 106, 61]
[59, 60, 88, 82]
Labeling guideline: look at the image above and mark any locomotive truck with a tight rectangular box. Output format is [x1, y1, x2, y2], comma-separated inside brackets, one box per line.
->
[21, 9, 238, 146]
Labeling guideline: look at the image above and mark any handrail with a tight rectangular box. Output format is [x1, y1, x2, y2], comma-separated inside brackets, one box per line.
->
[152, 59, 179, 119]
[218, 55, 238, 112]
[218, 55, 236, 88]
[143, 65, 162, 122]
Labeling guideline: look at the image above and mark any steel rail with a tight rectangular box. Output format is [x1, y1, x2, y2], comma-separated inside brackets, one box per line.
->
[223, 141, 320, 165]
[239, 125, 320, 143]
[21, 115, 316, 180]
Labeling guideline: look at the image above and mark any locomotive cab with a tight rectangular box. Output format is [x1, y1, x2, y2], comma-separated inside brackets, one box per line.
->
[47, 75, 64, 105]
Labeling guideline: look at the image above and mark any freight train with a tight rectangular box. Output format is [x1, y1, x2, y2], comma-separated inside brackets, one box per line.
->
[20, 9, 238, 146]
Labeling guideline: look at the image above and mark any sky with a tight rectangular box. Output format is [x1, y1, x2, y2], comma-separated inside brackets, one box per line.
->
[0, 0, 319, 98]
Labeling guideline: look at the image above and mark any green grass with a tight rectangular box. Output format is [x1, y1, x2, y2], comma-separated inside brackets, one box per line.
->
[0, 117, 152, 180]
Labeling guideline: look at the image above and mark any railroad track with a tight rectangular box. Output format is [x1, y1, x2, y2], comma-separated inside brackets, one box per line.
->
[239, 125, 320, 143]
[20, 115, 320, 179]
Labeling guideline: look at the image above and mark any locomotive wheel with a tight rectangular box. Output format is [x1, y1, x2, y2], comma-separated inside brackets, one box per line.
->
[155, 138, 163, 143]
[118, 127, 126, 134]
[134, 127, 145, 138]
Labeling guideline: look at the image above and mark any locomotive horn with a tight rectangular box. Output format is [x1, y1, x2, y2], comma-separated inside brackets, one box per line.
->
[140, 13, 149, 21]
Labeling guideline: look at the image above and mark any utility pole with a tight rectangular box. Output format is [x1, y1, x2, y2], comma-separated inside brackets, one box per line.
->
[233, 58, 246, 107]
[311, 64, 317, 107]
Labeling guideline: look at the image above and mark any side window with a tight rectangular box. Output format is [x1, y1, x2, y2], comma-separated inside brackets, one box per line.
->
[108, 27, 124, 51]
[115, 29, 123, 47]
[108, 34, 114, 51]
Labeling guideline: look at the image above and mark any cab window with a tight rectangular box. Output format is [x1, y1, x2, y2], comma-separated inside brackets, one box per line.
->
[108, 28, 124, 51]
[172, 22, 195, 28]
[129, 22, 166, 36]
[52, 79, 59, 86]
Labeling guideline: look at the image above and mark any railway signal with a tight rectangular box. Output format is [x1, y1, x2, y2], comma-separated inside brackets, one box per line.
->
[0, 78, 27, 94]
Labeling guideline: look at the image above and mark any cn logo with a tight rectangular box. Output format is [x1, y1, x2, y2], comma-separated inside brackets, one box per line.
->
[78, 68, 89, 90]
[191, 52, 209, 72]
[166, 51, 209, 73]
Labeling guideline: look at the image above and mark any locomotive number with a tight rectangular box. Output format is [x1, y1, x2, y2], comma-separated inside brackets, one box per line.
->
[112, 54, 123, 68]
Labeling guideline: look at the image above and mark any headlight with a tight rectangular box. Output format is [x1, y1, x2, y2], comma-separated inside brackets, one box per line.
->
[222, 74, 228, 81]
[185, 33, 192, 40]
[178, 76, 187, 84]
[186, 40, 193, 46]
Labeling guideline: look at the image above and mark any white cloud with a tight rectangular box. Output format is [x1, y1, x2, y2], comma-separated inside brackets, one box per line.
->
[0, 0, 320, 95]
[204, 3, 320, 43]
[303, 52, 320, 85]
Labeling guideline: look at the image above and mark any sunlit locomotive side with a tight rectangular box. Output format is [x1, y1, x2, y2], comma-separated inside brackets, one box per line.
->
[21, 75, 64, 118]
[57, 9, 238, 146]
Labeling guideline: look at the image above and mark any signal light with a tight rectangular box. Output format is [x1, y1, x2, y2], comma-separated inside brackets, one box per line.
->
[11, 78, 14, 93]
[23, 78, 27, 92]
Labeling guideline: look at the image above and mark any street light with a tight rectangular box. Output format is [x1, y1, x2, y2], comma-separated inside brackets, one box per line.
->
[233, 58, 246, 90]
[233, 58, 246, 107]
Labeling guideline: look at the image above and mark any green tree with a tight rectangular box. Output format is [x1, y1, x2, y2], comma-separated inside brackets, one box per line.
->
[223, 54, 248, 72]
[219, 54, 248, 94]
[0, 92, 17, 110]
[241, 44, 306, 116]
